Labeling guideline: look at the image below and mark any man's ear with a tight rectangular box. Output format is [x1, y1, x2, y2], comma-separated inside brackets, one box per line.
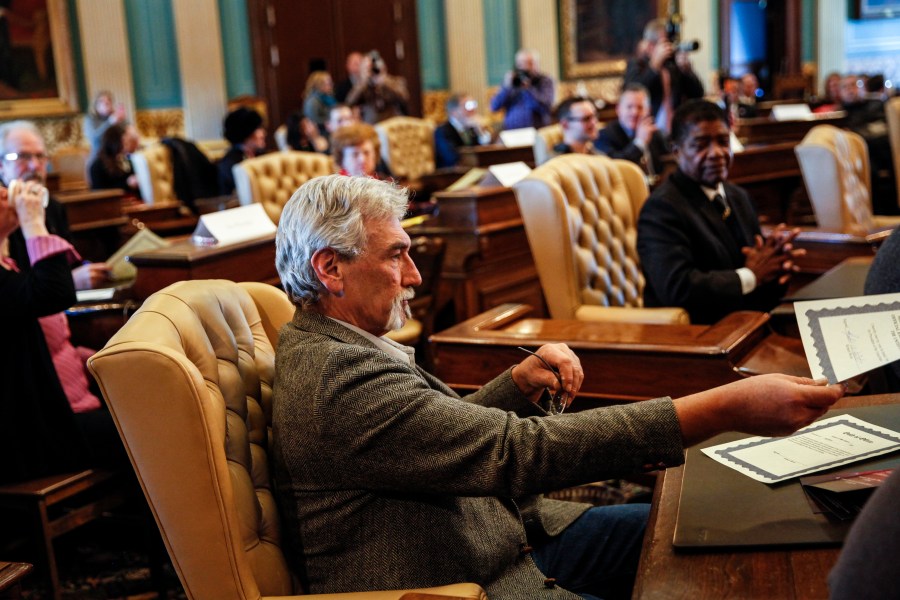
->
[310, 248, 344, 296]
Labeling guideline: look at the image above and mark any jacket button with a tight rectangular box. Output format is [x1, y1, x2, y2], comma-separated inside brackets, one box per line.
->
[544, 577, 557, 588]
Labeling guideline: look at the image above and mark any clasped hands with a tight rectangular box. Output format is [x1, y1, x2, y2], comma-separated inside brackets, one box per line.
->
[742, 223, 804, 286]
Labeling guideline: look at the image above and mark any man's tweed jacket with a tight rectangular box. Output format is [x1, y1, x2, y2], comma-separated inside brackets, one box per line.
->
[272, 310, 685, 598]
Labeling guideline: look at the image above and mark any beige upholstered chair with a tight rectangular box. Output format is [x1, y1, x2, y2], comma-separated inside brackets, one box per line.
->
[512, 154, 689, 324]
[232, 151, 334, 224]
[51, 145, 91, 190]
[87, 280, 487, 600]
[886, 97, 900, 210]
[374, 116, 435, 181]
[533, 124, 563, 166]
[795, 125, 900, 234]
[131, 143, 176, 205]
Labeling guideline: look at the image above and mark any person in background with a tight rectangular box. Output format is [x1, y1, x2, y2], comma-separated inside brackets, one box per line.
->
[83, 90, 127, 165]
[434, 93, 491, 168]
[270, 173, 845, 598]
[623, 19, 704, 131]
[813, 72, 843, 114]
[490, 48, 555, 130]
[331, 122, 390, 179]
[346, 50, 409, 124]
[303, 71, 337, 135]
[88, 123, 142, 199]
[596, 83, 668, 177]
[0, 178, 91, 484]
[551, 96, 602, 157]
[737, 73, 760, 117]
[334, 51, 364, 104]
[637, 101, 803, 324]
[218, 107, 267, 196]
[285, 112, 328, 153]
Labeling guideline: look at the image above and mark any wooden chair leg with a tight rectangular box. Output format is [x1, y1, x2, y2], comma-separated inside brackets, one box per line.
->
[33, 500, 61, 600]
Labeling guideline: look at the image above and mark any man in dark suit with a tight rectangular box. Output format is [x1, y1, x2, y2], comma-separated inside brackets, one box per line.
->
[596, 83, 668, 177]
[270, 174, 843, 598]
[637, 100, 803, 324]
[434, 93, 489, 168]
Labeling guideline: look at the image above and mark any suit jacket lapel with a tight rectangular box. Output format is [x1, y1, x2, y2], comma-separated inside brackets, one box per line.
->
[670, 170, 746, 263]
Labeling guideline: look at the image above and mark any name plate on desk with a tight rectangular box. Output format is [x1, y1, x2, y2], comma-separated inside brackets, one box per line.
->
[498, 127, 536, 148]
[485, 162, 532, 188]
[192, 203, 276, 246]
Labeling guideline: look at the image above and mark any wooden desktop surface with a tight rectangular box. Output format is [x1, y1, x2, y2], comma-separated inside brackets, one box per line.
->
[633, 393, 900, 600]
[431, 304, 807, 406]
[734, 112, 846, 146]
[458, 145, 534, 168]
[128, 233, 278, 300]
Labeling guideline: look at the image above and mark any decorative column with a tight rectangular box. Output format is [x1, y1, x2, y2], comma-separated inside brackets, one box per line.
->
[518, 1, 559, 82]
[445, 0, 489, 107]
[75, 0, 135, 121]
[817, 0, 846, 91]
[172, 0, 228, 140]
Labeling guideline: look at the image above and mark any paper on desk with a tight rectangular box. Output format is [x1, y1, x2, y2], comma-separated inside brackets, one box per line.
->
[701, 415, 900, 484]
[106, 226, 168, 281]
[498, 127, 536, 148]
[192, 203, 276, 247]
[486, 162, 532, 188]
[76, 287, 116, 302]
[796, 292, 900, 383]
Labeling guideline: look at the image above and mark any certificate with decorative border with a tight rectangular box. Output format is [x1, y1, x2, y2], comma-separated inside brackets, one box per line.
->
[796, 292, 900, 383]
[701, 415, 900, 484]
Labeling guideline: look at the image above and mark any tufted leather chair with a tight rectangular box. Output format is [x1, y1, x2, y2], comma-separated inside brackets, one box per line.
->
[232, 151, 335, 224]
[795, 125, 900, 234]
[374, 116, 436, 181]
[87, 280, 487, 600]
[533, 124, 563, 166]
[513, 154, 689, 324]
[886, 97, 900, 210]
[132, 143, 176, 205]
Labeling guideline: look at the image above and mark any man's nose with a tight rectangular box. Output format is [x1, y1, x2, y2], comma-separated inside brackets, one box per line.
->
[403, 256, 422, 287]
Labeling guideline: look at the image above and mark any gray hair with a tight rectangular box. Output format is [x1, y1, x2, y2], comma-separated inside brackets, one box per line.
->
[276, 175, 409, 308]
[0, 120, 42, 153]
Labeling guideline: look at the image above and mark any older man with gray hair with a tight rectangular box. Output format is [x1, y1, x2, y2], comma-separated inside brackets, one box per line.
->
[271, 174, 844, 599]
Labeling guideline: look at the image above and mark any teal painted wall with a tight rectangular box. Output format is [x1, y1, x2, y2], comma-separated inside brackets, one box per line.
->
[802, 0, 815, 63]
[417, 0, 448, 90]
[218, 0, 256, 98]
[482, 0, 519, 86]
[124, 0, 182, 109]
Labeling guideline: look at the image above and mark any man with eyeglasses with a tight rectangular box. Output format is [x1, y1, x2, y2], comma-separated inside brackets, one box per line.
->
[434, 93, 491, 168]
[271, 174, 844, 600]
[1, 120, 111, 290]
[552, 96, 602, 158]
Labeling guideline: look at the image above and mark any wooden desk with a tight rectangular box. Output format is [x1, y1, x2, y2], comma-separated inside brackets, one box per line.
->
[431, 304, 806, 406]
[633, 393, 899, 600]
[734, 112, 846, 146]
[785, 255, 873, 301]
[128, 234, 278, 300]
[458, 145, 534, 168]
[408, 186, 546, 322]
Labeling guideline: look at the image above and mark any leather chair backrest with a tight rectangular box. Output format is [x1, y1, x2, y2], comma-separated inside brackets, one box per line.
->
[512, 154, 652, 319]
[374, 116, 435, 181]
[232, 151, 334, 224]
[533, 124, 563, 166]
[131, 143, 175, 205]
[886, 97, 900, 211]
[795, 125, 873, 233]
[88, 280, 296, 599]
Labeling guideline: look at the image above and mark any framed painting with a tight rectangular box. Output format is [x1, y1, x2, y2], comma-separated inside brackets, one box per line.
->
[0, 0, 78, 118]
[559, 0, 666, 79]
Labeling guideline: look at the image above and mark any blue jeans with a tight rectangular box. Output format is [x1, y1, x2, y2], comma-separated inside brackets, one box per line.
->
[532, 503, 650, 600]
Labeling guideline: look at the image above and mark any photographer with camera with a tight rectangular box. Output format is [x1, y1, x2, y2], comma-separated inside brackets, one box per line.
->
[623, 18, 704, 133]
[490, 48, 555, 130]
[346, 50, 409, 124]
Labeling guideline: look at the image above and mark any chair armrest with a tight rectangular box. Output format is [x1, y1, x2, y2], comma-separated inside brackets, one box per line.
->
[267, 582, 488, 600]
[574, 305, 690, 325]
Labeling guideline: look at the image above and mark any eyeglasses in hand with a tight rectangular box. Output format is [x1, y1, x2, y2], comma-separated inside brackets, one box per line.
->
[517, 346, 567, 415]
